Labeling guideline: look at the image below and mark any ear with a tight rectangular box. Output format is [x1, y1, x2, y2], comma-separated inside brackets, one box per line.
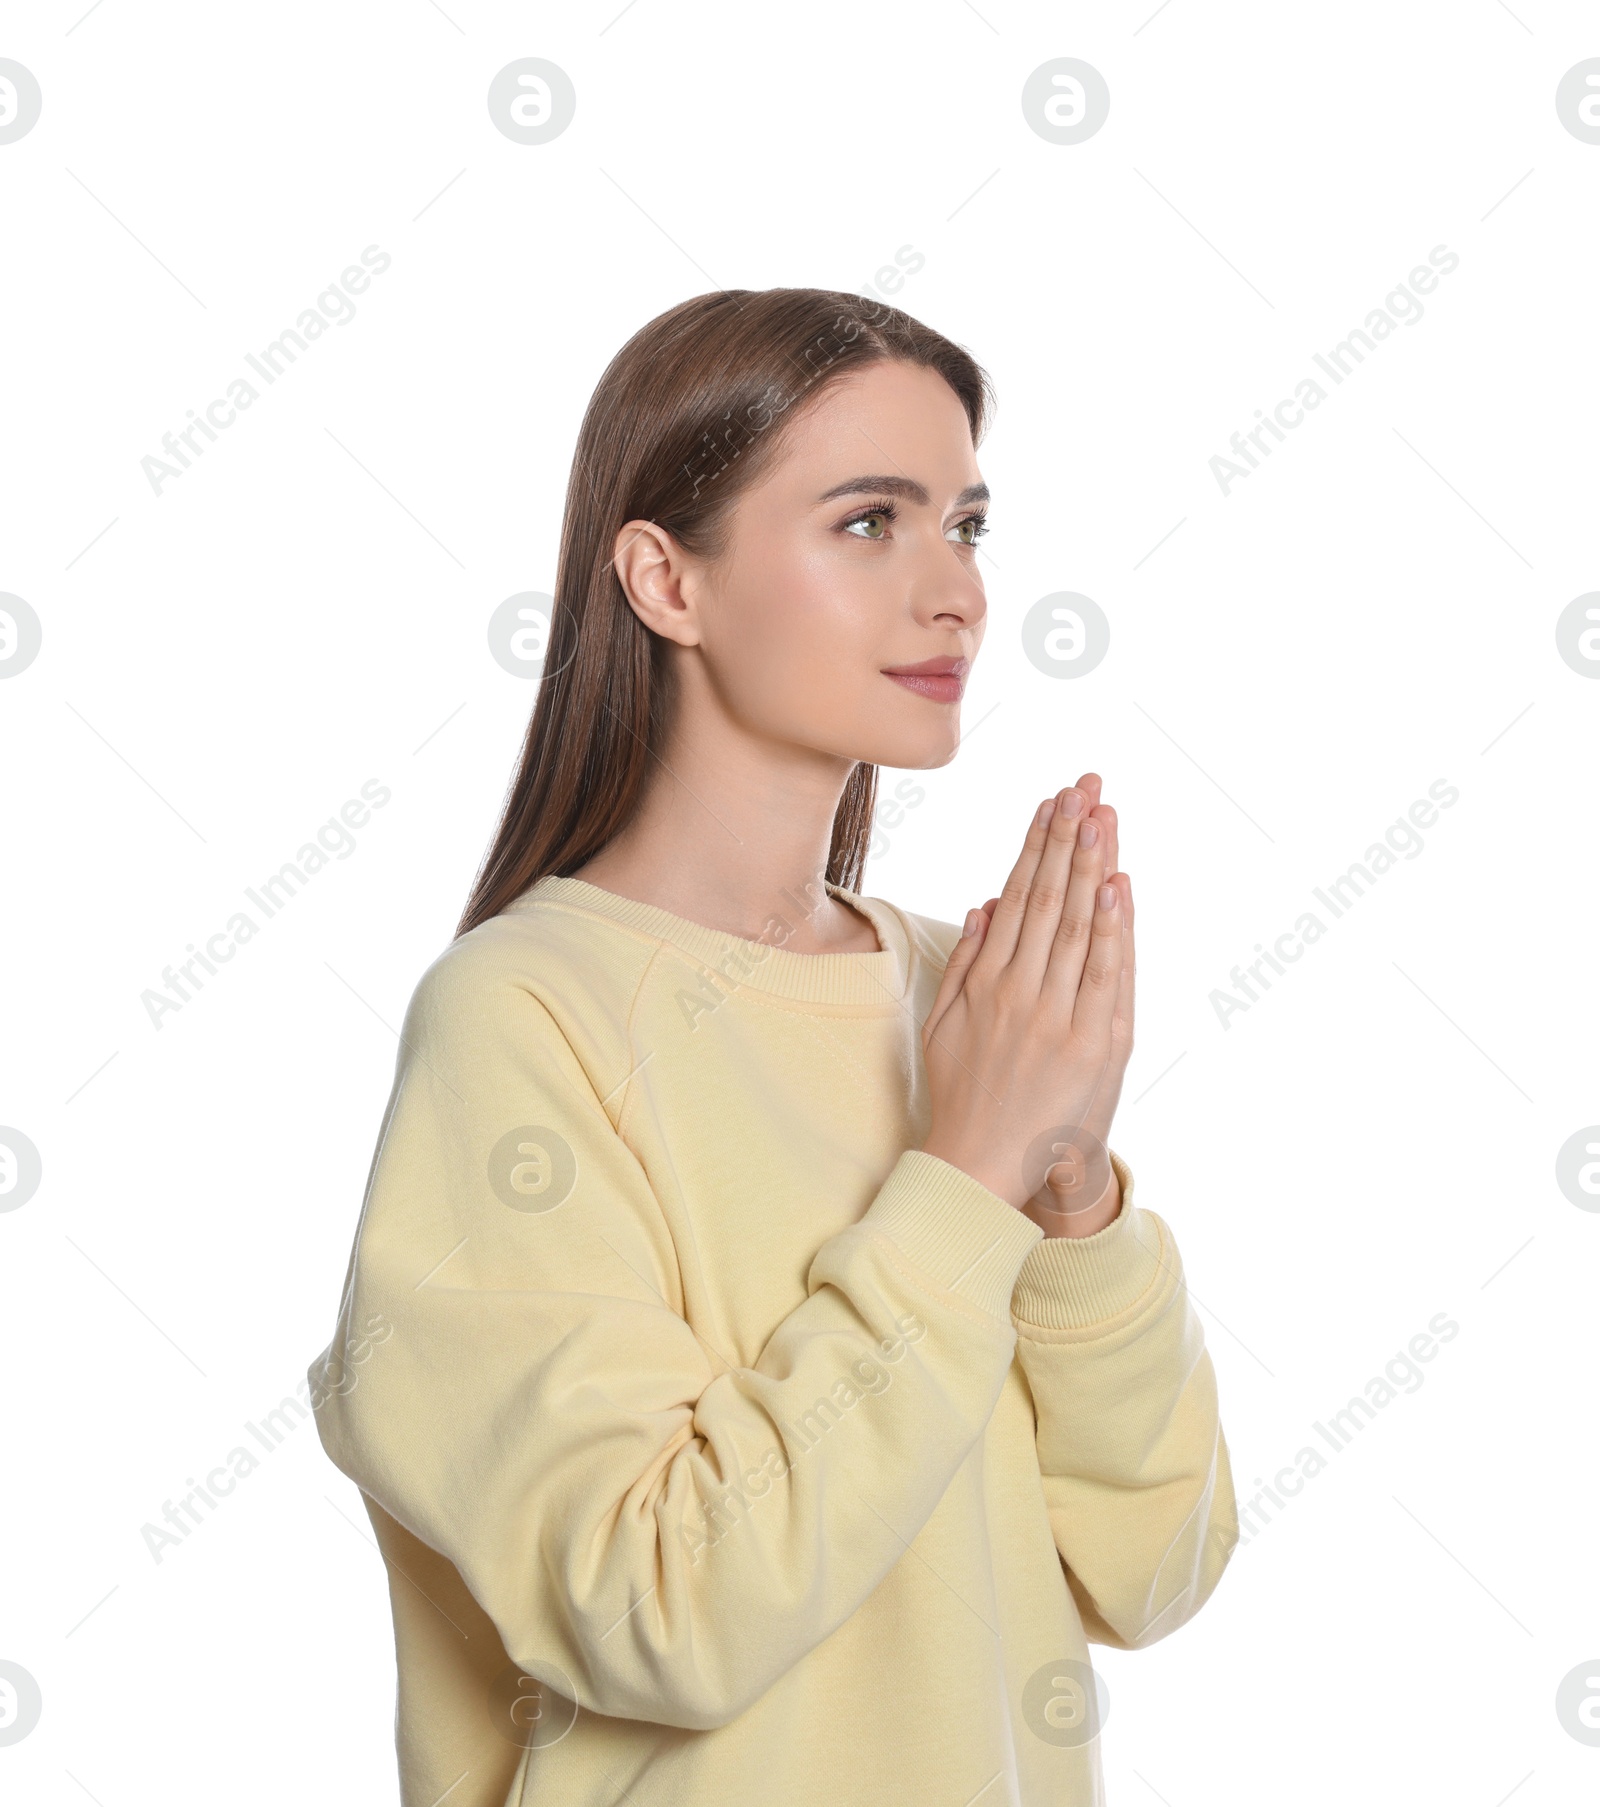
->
[612, 518, 704, 649]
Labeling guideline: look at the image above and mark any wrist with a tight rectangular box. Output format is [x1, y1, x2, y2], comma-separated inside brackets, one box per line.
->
[1026, 1165, 1122, 1239]
[919, 1136, 1030, 1211]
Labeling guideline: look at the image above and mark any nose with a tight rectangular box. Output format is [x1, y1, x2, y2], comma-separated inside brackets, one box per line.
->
[912, 538, 986, 634]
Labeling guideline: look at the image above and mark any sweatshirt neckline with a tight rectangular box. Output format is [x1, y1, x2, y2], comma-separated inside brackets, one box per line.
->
[516, 874, 911, 1008]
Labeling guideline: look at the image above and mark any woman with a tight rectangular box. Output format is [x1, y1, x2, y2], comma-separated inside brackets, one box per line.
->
[310, 288, 1238, 1807]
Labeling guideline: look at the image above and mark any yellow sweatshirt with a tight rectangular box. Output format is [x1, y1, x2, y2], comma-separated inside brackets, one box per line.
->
[310, 874, 1238, 1807]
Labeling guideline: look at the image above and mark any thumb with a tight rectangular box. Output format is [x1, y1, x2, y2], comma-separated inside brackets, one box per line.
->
[925, 906, 989, 1039]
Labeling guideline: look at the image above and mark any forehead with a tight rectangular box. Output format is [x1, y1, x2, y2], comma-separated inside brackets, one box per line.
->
[762, 360, 981, 490]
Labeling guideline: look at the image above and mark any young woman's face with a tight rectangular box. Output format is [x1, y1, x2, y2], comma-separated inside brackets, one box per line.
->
[658, 358, 990, 771]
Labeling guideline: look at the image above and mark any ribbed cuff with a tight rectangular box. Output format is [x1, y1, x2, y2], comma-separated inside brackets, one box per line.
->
[861, 1150, 1044, 1320]
[1011, 1150, 1166, 1330]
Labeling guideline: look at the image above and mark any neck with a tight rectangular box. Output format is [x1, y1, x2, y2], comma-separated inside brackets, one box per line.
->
[569, 676, 877, 955]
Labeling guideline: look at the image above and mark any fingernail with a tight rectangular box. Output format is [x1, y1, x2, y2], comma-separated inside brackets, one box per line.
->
[1059, 789, 1084, 818]
[1098, 883, 1117, 912]
[1035, 798, 1056, 827]
[961, 909, 980, 937]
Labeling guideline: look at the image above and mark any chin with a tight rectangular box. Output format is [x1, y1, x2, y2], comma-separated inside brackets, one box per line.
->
[849, 724, 962, 771]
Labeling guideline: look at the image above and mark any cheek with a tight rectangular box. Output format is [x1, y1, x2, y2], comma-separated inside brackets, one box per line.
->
[723, 543, 882, 709]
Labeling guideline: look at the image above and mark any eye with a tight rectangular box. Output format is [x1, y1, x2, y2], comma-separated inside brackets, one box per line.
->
[842, 501, 897, 540]
[947, 513, 989, 546]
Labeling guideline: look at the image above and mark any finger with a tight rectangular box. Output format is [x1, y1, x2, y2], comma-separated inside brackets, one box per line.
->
[1068, 877, 1125, 1044]
[1096, 803, 1118, 884]
[980, 895, 1000, 924]
[972, 796, 1061, 971]
[1110, 872, 1135, 1055]
[1012, 786, 1090, 983]
[1076, 772, 1117, 881]
[924, 905, 991, 1039]
[1042, 800, 1110, 1009]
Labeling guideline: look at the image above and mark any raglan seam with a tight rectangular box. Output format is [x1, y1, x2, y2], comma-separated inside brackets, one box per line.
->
[615, 941, 674, 1140]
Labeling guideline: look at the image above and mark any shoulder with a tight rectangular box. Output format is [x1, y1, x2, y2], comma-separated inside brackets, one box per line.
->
[404, 894, 661, 1076]
[859, 893, 965, 977]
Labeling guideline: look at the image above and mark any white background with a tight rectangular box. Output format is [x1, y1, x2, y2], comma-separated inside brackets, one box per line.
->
[2, 2, 1597, 1802]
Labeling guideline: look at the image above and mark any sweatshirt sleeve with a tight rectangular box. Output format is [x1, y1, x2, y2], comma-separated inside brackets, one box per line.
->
[309, 944, 1044, 1733]
[1010, 1150, 1240, 1649]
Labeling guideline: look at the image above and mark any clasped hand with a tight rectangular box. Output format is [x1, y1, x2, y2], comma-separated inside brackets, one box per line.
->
[921, 773, 1135, 1239]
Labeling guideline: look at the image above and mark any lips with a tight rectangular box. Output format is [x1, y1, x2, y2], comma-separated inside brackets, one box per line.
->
[882, 656, 968, 703]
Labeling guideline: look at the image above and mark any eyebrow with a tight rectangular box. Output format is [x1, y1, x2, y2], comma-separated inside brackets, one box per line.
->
[816, 474, 990, 508]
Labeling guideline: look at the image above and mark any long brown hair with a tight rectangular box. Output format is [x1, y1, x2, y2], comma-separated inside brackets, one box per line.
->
[456, 287, 994, 938]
